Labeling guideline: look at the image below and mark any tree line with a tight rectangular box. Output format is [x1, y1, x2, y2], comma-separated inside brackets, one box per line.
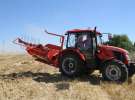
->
[105, 34, 135, 52]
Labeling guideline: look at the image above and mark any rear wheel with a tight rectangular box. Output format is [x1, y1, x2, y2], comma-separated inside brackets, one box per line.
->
[60, 54, 84, 77]
[102, 60, 128, 83]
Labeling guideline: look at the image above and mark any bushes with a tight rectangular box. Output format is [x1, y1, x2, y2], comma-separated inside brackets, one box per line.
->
[105, 34, 135, 51]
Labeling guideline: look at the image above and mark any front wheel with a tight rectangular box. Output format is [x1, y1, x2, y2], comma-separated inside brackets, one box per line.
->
[102, 60, 128, 83]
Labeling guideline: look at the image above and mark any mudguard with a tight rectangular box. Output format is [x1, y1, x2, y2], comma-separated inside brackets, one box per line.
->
[59, 48, 86, 63]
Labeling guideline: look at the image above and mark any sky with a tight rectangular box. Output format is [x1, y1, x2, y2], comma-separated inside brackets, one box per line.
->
[0, 0, 135, 52]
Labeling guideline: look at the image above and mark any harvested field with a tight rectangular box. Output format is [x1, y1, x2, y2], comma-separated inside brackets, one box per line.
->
[0, 54, 135, 100]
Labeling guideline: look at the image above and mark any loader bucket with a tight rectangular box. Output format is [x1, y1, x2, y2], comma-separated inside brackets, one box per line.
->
[13, 38, 61, 67]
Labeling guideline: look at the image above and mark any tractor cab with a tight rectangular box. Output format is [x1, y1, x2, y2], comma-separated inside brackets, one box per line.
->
[65, 28, 101, 62]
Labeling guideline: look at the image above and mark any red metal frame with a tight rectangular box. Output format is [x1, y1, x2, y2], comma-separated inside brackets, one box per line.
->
[13, 30, 65, 67]
[67, 29, 101, 35]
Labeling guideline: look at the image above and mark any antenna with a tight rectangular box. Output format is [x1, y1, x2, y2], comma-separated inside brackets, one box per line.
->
[94, 26, 97, 32]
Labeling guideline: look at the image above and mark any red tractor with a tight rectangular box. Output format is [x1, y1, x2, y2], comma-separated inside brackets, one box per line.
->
[14, 27, 135, 82]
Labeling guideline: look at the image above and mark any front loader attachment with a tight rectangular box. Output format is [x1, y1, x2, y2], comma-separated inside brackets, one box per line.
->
[13, 30, 64, 67]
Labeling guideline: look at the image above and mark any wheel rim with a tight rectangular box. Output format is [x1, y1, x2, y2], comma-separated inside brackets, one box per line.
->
[62, 57, 77, 75]
[105, 65, 121, 81]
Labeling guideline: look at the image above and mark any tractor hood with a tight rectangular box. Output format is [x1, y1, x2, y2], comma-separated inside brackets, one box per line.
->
[99, 45, 128, 54]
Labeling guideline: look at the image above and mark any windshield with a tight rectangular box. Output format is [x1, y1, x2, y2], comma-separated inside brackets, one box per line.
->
[67, 34, 76, 47]
[97, 35, 102, 45]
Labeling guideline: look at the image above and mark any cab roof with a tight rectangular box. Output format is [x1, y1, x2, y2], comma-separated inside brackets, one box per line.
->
[66, 29, 101, 35]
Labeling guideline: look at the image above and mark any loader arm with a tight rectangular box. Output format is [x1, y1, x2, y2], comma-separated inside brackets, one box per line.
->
[45, 30, 64, 49]
[13, 38, 34, 47]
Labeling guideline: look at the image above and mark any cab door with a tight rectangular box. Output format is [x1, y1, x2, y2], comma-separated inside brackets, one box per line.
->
[77, 33, 97, 67]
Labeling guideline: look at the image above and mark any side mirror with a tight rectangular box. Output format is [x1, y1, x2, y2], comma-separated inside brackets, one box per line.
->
[108, 33, 112, 40]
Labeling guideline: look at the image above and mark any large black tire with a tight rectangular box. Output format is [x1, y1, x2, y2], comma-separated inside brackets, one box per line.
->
[102, 60, 128, 83]
[59, 54, 85, 77]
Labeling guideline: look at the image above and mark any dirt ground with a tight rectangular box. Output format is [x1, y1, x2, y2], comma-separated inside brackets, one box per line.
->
[0, 54, 135, 100]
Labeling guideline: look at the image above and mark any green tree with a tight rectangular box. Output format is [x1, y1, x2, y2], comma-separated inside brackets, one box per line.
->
[106, 34, 135, 51]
